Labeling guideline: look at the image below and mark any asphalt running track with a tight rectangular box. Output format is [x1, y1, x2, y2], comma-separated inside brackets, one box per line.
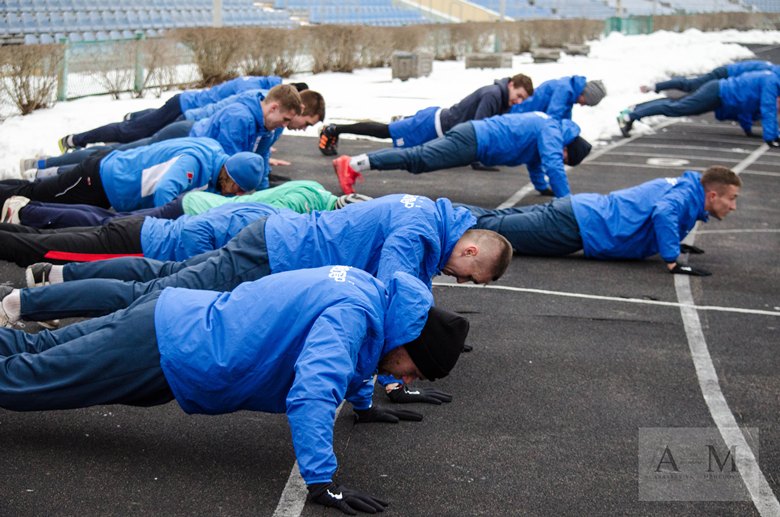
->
[1, 69, 780, 517]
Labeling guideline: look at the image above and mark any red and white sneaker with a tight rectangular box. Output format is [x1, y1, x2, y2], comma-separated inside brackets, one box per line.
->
[332, 155, 363, 195]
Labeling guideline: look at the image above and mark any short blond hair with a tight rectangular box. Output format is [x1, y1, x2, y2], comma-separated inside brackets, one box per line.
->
[701, 165, 742, 191]
[265, 84, 303, 115]
[463, 229, 513, 281]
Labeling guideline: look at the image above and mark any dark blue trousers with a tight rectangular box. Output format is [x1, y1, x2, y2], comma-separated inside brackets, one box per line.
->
[631, 79, 721, 121]
[0, 291, 173, 411]
[368, 122, 478, 174]
[654, 66, 728, 93]
[21, 218, 271, 321]
[72, 94, 183, 147]
[44, 120, 195, 169]
[20, 196, 185, 229]
[456, 196, 582, 256]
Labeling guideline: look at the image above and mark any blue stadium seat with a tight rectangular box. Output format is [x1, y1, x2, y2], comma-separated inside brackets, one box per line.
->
[5, 12, 23, 34]
[24, 34, 40, 45]
[82, 31, 96, 41]
[67, 31, 83, 42]
[95, 30, 110, 41]
[39, 33, 56, 44]
[20, 12, 38, 34]
[109, 30, 123, 40]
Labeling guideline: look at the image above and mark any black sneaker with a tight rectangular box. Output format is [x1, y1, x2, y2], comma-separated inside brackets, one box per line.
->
[617, 109, 634, 138]
[25, 262, 53, 288]
[318, 124, 339, 156]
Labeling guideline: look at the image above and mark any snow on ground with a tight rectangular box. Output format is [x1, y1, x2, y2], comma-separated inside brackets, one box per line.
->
[1, 28, 779, 180]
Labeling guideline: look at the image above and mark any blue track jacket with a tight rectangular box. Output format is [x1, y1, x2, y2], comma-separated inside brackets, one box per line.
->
[99, 137, 229, 211]
[182, 89, 268, 122]
[726, 60, 774, 77]
[571, 170, 708, 261]
[510, 75, 586, 120]
[155, 266, 433, 484]
[178, 75, 282, 112]
[717, 70, 780, 141]
[141, 203, 289, 261]
[472, 112, 581, 197]
[189, 90, 277, 188]
[265, 194, 476, 287]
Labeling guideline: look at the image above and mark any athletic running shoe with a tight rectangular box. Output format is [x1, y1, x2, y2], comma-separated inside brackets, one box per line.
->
[58, 134, 78, 153]
[332, 155, 362, 195]
[0, 285, 13, 327]
[617, 109, 633, 138]
[318, 124, 339, 156]
[19, 157, 39, 174]
[25, 262, 53, 288]
[1, 196, 30, 225]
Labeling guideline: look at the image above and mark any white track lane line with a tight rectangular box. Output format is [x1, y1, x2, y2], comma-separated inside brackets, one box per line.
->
[698, 229, 780, 234]
[430, 282, 780, 317]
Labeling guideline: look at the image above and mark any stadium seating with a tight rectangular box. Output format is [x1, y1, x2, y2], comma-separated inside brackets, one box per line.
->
[2, 0, 299, 45]
[3, 0, 778, 45]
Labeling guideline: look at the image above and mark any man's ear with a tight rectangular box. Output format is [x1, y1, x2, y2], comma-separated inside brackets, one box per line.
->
[464, 244, 478, 257]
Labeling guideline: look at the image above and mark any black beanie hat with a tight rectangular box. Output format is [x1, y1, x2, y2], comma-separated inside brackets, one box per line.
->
[566, 136, 592, 166]
[404, 307, 470, 381]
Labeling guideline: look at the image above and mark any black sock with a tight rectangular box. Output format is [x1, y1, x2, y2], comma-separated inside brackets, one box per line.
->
[333, 122, 390, 139]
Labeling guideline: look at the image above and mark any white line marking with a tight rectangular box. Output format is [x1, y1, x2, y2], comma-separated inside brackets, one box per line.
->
[697, 229, 779, 234]
[674, 275, 780, 514]
[431, 282, 780, 317]
[273, 403, 345, 516]
[272, 462, 308, 517]
[741, 170, 780, 178]
[676, 142, 780, 515]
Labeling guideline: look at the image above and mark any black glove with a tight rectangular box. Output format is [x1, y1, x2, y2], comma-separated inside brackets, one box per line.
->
[470, 161, 500, 172]
[767, 138, 780, 148]
[308, 482, 388, 515]
[537, 188, 555, 196]
[354, 405, 423, 423]
[669, 263, 711, 276]
[680, 243, 704, 254]
[386, 384, 453, 405]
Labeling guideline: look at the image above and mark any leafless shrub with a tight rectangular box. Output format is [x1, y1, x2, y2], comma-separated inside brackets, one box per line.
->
[91, 41, 136, 99]
[0, 43, 63, 115]
[174, 27, 243, 86]
[236, 27, 305, 77]
[307, 25, 365, 73]
[138, 37, 186, 97]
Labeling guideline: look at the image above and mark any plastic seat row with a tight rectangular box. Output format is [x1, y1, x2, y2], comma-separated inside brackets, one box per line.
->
[1, 9, 214, 36]
[3, 0, 212, 11]
[20, 29, 163, 45]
